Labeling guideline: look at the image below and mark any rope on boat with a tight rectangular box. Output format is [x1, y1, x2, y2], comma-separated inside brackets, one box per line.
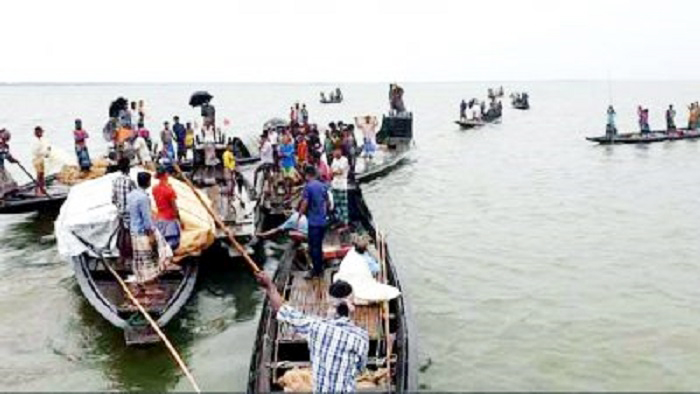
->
[103, 262, 202, 393]
[172, 163, 261, 274]
[377, 229, 393, 385]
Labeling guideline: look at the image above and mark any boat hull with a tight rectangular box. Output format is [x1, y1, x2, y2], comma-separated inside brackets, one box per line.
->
[73, 254, 198, 344]
[586, 130, 700, 145]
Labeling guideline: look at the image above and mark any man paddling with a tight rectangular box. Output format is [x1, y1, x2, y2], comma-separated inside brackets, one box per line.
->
[0, 128, 18, 198]
[255, 272, 369, 392]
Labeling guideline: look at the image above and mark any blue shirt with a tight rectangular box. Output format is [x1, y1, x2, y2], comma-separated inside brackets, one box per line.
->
[279, 212, 308, 235]
[279, 142, 296, 169]
[173, 123, 187, 144]
[127, 188, 154, 235]
[303, 179, 328, 227]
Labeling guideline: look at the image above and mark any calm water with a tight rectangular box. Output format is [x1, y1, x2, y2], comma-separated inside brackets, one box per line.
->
[1, 82, 700, 391]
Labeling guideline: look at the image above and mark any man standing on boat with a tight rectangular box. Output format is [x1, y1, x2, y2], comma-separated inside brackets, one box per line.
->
[172, 116, 187, 162]
[460, 99, 468, 122]
[606, 105, 617, 139]
[32, 126, 51, 196]
[255, 271, 369, 392]
[299, 166, 330, 279]
[112, 158, 136, 265]
[153, 166, 182, 253]
[0, 128, 18, 197]
[73, 119, 92, 173]
[331, 147, 350, 229]
[666, 105, 677, 132]
[126, 172, 172, 291]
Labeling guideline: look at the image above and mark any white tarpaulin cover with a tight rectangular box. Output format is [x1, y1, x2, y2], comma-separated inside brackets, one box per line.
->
[55, 170, 216, 262]
[334, 248, 401, 303]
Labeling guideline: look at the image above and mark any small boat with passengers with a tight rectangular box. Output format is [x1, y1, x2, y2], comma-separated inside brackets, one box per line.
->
[55, 169, 217, 345]
[247, 185, 414, 392]
[586, 129, 700, 145]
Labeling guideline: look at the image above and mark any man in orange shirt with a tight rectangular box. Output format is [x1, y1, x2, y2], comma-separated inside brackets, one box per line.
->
[152, 166, 182, 252]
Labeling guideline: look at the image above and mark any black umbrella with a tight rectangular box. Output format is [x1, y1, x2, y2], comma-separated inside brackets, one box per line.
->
[189, 91, 213, 107]
[263, 118, 288, 131]
[109, 97, 128, 118]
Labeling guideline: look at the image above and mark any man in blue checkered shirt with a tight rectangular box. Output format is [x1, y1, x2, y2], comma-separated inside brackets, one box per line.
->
[256, 272, 369, 393]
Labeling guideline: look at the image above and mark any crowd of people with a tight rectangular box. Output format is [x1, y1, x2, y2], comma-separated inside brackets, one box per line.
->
[459, 97, 503, 121]
[112, 157, 182, 297]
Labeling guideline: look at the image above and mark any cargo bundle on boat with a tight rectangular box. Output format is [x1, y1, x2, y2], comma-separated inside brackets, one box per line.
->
[248, 187, 414, 393]
[55, 170, 217, 345]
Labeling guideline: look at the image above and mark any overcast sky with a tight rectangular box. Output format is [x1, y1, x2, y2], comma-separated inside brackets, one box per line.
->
[1, 0, 698, 82]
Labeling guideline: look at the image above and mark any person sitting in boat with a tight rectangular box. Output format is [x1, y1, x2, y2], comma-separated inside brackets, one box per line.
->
[153, 166, 183, 253]
[73, 119, 92, 173]
[112, 158, 136, 265]
[666, 105, 677, 132]
[32, 126, 51, 196]
[460, 100, 468, 122]
[126, 172, 173, 291]
[0, 128, 18, 198]
[320, 92, 327, 102]
[606, 105, 617, 138]
[254, 272, 369, 393]
[335, 87, 343, 101]
[256, 209, 308, 240]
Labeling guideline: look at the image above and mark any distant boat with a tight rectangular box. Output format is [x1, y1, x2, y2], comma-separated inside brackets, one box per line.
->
[320, 89, 343, 104]
[586, 129, 700, 144]
[511, 93, 530, 110]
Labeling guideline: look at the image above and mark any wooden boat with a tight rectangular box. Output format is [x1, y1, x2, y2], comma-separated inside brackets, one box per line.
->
[355, 146, 411, 184]
[512, 100, 530, 110]
[320, 98, 343, 104]
[586, 129, 700, 145]
[247, 187, 414, 393]
[455, 116, 501, 129]
[0, 176, 69, 214]
[73, 250, 198, 345]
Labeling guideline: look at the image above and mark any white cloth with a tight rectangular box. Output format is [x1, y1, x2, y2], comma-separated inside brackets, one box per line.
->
[268, 130, 279, 145]
[202, 127, 216, 143]
[334, 248, 400, 303]
[331, 156, 349, 190]
[260, 139, 274, 165]
[32, 138, 51, 161]
[133, 136, 152, 165]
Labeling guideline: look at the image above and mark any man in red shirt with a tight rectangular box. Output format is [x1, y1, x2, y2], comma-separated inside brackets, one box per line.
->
[152, 166, 183, 252]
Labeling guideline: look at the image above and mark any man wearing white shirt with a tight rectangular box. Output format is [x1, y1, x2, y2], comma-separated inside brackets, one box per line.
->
[330, 147, 350, 227]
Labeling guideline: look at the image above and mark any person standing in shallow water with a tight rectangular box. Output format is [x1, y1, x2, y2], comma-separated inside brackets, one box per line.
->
[73, 119, 92, 172]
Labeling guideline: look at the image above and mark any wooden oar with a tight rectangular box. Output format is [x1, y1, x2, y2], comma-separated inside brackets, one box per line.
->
[377, 229, 393, 382]
[13, 158, 51, 198]
[172, 162, 260, 274]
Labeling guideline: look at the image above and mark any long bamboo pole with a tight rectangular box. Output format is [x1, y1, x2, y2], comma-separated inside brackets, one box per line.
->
[172, 163, 260, 274]
[103, 261, 202, 393]
[377, 229, 393, 382]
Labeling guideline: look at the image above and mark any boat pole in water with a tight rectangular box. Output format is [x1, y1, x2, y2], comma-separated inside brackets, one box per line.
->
[103, 262, 202, 393]
[172, 163, 261, 274]
[378, 230, 393, 381]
